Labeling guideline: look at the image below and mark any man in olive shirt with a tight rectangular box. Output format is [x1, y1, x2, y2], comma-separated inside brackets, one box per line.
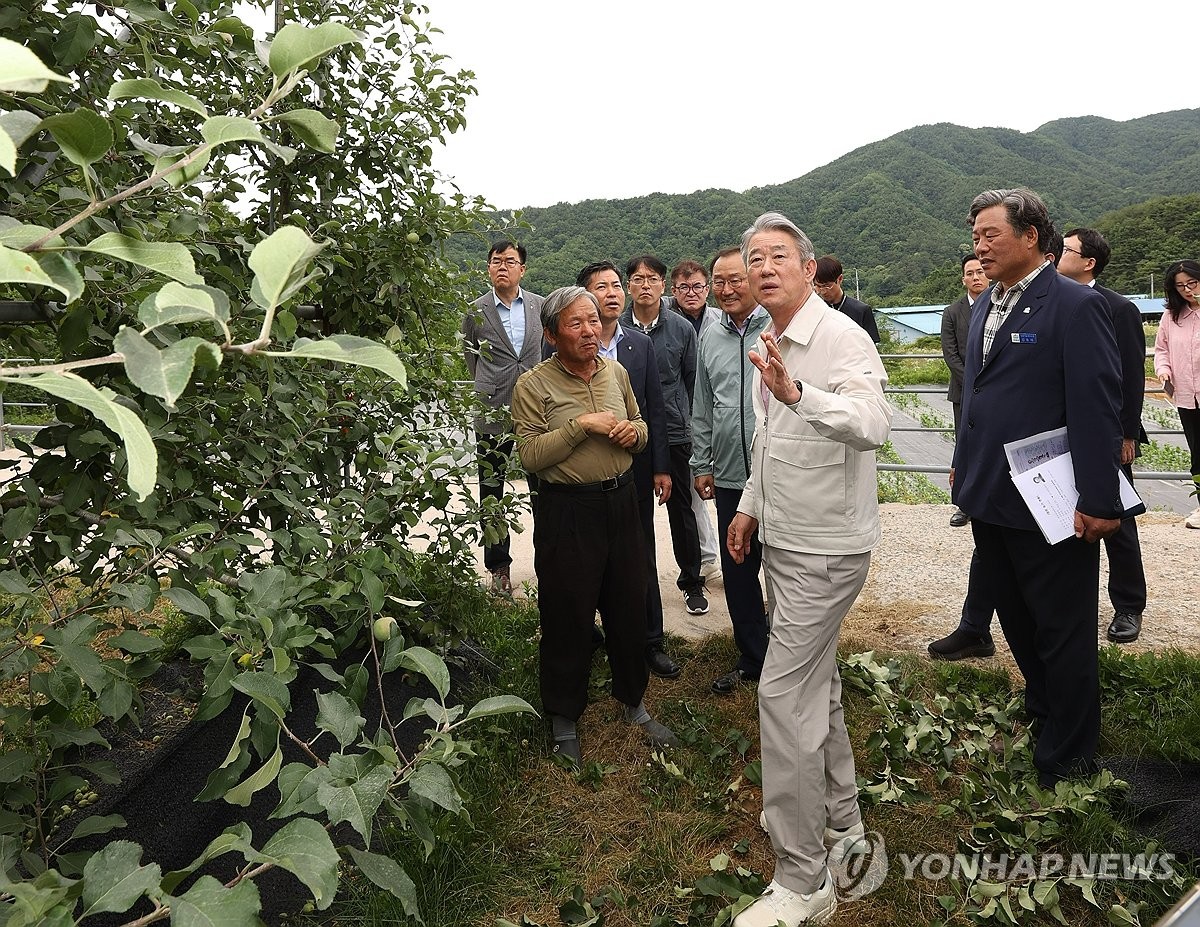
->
[511, 286, 678, 765]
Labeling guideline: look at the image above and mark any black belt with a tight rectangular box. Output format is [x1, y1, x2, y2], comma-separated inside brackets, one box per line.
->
[539, 470, 634, 493]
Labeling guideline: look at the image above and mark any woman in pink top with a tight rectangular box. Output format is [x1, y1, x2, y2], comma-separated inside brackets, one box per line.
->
[1154, 259, 1200, 528]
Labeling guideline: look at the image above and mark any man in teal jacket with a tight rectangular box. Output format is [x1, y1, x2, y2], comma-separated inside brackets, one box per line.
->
[690, 247, 772, 694]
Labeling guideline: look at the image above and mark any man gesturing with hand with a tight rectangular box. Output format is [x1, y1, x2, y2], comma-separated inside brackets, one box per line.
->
[726, 214, 890, 927]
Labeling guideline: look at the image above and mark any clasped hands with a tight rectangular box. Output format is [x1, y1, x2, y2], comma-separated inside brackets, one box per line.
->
[577, 411, 638, 449]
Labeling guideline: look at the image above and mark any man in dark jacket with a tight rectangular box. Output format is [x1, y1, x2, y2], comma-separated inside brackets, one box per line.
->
[814, 255, 880, 343]
[954, 188, 1123, 788]
[1058, 227, 1149, 644]
[621, 255, 708, 617]
[942, 253, 991, 529]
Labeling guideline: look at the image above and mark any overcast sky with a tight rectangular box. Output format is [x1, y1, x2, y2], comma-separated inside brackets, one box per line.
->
[425, 0, 1194, 209]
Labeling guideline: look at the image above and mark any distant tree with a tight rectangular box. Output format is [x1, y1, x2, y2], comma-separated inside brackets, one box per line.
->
[443, 110, 1200, 305]
[1095, 194, 1200, 296]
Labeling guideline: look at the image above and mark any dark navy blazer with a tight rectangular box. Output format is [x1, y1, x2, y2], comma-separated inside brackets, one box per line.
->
[952, 266, 1124, 530]
[1095, 284, 1149, 446]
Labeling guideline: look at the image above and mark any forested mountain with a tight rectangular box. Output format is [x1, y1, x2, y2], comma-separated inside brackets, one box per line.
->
[445, 109, 1200, 306]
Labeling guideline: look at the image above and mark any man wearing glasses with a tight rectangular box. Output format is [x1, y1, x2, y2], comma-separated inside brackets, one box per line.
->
[691, 248, 771, 695]
[670, 260, 723, 578]
[1057, 227, 1149, 645]
[813, 255, 881, 343]
[620, 255, 710, 620]
[461, 241, 545, 595]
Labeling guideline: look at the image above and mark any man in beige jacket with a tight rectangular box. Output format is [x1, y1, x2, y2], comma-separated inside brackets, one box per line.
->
[728, 213, 891, 927]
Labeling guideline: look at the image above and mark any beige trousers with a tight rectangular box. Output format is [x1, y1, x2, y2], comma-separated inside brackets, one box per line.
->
[759, 546, 871, 894]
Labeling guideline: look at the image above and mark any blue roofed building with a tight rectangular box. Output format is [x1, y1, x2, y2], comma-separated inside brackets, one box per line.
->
[878, 294, 1163, 345]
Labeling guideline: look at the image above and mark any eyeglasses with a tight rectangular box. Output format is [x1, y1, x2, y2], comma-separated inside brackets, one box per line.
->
[1175, 279, 1200, 292]
[489, 258, 523, 268]
[629, 275, 662, 287]
[1061, 245, 1083, 257]
[813, 280, 837, 290]
[672, 282, 709, 294]
[711, 276, 746, 291]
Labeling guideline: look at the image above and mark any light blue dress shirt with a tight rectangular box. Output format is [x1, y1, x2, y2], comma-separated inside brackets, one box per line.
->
[598, 323, 625, 360]
[494, 288, 526, 354]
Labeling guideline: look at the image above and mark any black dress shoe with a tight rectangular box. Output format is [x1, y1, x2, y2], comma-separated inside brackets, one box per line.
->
[949, 508, 970, 527]
[711, 667, 756, 695]
[646, 645, 681, 679]
[1107, 612, 1142, 644]
[551, 735, 581, 766]
[928, 627, 995, 661]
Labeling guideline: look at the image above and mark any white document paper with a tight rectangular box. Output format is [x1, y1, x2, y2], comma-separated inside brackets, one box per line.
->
[1004, 427, 1071, 475]
[1009, 450, 1143, 545]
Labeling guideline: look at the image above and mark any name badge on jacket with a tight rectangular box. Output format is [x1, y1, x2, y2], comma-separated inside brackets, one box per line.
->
[1012, 332, 1037, 344]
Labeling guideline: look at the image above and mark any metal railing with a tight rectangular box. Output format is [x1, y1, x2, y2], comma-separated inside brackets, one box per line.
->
[0, 358, 54, 453]
[879, 353, 1192, 482]
[2, 352, 1193, 484]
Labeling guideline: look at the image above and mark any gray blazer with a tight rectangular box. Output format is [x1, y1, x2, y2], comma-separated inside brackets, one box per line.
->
[462, 289, 545, 435]
[940, 293, 974, 403]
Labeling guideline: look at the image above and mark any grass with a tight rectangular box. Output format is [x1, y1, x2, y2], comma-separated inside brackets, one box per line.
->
[1137, 440, 1192, 473]
[1142, 403, 1181, 431]
[877, 440, 951, 505]
[888, 391, 955, 440]
[307, 611, 1200, 927]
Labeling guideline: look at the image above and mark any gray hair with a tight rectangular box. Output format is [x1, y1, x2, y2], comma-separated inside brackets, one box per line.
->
[541, 286, 600, 334]
[740, 212, 816, 265]
[968, 188, 1055, 250]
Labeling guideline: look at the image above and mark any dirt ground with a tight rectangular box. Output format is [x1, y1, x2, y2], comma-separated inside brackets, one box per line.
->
[488, 498, 1200, 660]
[848, 504, 1199, 661]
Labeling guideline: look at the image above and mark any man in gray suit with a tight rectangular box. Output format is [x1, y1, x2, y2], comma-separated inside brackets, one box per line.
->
[942, 253, 990, 528]
[461, 241, 545, 594]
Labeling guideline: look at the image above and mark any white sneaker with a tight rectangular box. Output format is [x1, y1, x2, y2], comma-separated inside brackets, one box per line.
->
[1185, 507, 1200, 529]
[825, 821, 867, 868]
[701, 558, 722, 580]
[756, 811, 865, 865]
[732, 874, 837, 927]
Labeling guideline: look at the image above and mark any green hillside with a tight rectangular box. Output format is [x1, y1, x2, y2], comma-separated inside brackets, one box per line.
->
[444, 109, 1200, 306]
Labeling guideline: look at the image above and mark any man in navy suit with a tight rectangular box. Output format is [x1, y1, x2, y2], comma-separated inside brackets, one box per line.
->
[577, 261, 681, 679]
[953, 188, 1124, 788]
[462, 241, 545, 595]
[1058, 227, 1149, 644]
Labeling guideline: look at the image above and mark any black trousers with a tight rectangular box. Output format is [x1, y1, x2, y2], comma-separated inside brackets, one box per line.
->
[972, 520, 1101, 785]
[715, 486, 769, 677]
[958, 465, 1145, 633]
[636, 479, 666, 647]
[958, 547, 995, 638]
[1104, 463, 1146, 615]
[477, 434, 513, 572]
[1178, 403, 1200, 476]
[666, 442, 703, 592]
[534, 480, 649, 720]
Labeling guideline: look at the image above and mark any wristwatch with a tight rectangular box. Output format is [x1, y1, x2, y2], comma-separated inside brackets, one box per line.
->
[789, 379, 803, 405]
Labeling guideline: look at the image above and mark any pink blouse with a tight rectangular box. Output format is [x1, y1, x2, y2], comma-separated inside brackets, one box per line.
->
[1154, 303, 1200, 409]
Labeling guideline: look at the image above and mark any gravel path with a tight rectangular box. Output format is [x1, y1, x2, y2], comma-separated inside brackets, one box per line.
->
[846, 503, 1200, 659]
[488, 493, 1199, 659]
